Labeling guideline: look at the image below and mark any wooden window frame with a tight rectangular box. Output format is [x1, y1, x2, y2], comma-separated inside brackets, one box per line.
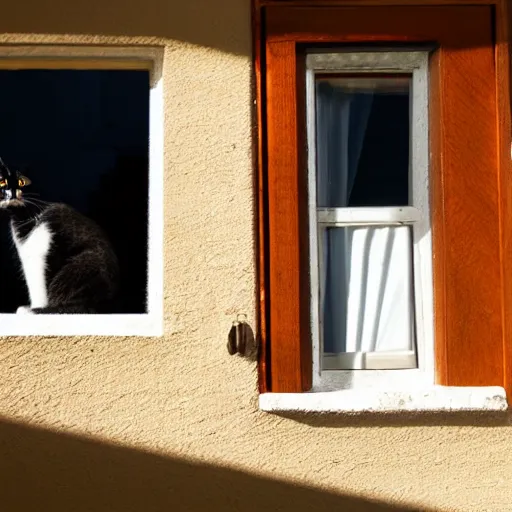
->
[254, 0, 512, 395]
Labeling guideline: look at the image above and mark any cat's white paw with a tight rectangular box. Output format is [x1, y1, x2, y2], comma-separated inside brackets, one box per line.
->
[16, 306, 34, 315]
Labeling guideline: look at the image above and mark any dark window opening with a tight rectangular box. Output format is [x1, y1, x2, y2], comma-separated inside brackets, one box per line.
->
[316, 76, 410, 208]
[0, 69, 150, 314]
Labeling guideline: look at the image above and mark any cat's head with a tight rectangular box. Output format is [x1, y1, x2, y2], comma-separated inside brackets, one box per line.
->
[0, 158, 31, 209]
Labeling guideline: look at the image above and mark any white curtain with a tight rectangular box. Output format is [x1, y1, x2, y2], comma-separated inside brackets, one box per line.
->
[316, 82, 414, 354]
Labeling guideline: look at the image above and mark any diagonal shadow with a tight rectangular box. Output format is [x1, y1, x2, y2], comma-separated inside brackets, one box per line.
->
[0, 0, 505, 55]
[0, 417, 429, 512]
[0, 0, 251, 56]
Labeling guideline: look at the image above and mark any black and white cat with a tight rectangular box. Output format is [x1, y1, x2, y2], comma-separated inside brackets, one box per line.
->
[0, 159, 119, 314]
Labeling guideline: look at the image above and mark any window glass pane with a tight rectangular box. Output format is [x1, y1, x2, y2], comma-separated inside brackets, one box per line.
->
[0, 70, 149, 314]
[320, 225, 415, 355]
[315, 75, 410, 207]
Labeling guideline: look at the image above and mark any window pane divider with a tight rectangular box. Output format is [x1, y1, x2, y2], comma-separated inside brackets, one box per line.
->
[317, 206, 420, 226]
[323, 350, 417, 371]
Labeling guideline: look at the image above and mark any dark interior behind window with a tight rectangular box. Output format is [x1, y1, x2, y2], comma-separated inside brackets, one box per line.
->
[0, 69, 149, 313]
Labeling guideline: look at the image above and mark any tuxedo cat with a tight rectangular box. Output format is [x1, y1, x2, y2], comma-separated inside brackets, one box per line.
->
[0, 159, 119, 314]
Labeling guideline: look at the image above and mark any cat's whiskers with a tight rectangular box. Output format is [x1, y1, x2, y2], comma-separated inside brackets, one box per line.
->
[22, 197, 43, 209]
[23, 193, 45, 199]
[22, 195, 50, 207]
[13, 214, 41, 231]
[21, 199, 45, 216]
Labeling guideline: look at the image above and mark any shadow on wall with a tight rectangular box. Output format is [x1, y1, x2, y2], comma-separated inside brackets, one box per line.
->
[0, 0, 251, 56]
[0, 418, 429, 512]
[276, 410, 511, 428]
[0, 0, 503, 55]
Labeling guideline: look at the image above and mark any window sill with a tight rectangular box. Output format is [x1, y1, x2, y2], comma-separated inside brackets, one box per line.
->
[0, 313, 163, 337]
[259, 386, 508, 413]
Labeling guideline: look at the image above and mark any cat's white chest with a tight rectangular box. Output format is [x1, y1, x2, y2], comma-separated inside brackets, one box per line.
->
[12, 222, 52, 308]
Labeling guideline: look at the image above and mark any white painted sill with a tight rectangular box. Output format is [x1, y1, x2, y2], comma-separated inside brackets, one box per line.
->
[259, 386, 508, 413]
[0, 313, 163, 337]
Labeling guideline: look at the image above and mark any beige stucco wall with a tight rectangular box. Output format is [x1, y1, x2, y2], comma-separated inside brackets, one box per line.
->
[0, 1, 511, 511]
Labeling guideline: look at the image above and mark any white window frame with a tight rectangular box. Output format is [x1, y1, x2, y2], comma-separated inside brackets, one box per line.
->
[306, 50, 434, 391]
[0, 45, 164, 336]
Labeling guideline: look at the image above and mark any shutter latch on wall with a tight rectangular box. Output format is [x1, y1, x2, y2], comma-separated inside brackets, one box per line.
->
[227, 314, 256, 357]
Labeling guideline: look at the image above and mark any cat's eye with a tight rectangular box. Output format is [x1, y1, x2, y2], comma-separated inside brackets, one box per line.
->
[18, 176, 31, 187]
[0, 179, 6, 188]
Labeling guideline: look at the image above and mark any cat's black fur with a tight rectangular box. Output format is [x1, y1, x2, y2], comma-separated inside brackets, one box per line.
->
[0, 159, 119, 314]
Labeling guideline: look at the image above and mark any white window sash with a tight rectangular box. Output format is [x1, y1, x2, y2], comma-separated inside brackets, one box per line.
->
[323, 350, 417, 371]
[0, 46, 164, 337]
[307, 50, 434, 388]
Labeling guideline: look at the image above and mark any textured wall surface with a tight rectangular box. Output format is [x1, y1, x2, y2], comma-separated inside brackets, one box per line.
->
[0, 1, 512, 511]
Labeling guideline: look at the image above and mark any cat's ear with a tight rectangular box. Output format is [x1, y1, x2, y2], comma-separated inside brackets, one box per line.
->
[17, 175, 31, 187]
[0, 158, 10, 177]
